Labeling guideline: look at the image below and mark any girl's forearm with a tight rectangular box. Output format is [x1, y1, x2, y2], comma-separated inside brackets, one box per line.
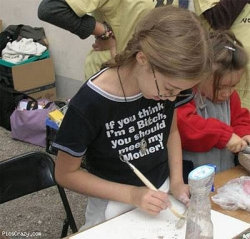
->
[167, 112, 184, 184]
[56, 169, 136, 204]
[167, 133, 184, 184]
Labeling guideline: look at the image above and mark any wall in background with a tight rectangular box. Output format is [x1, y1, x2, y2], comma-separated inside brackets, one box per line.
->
[0, 0, 93, 98]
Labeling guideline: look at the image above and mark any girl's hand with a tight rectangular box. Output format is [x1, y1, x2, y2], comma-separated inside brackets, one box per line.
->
[226, 133, 248, 153]
[129, 186, 169, 215]
[242, 135, 250, 145]
[170, 181, 190, 206]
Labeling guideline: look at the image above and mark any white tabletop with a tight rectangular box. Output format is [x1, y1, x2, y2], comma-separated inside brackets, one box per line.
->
[70, 204, 249, 239]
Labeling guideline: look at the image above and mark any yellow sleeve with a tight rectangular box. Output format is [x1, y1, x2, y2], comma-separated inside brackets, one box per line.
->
[65, 0, 108, 16]
[193, 0, 220, 16]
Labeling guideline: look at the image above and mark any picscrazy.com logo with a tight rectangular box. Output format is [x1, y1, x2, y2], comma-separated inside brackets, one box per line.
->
[241, 18, 250, 23]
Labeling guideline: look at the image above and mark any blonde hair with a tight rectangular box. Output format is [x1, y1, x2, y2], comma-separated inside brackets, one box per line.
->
[209, 30, 249, 98]
[105, 5, 212, 81]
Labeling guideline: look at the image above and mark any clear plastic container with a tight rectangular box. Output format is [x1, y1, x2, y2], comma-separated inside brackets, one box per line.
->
[185, 165, 215, 239]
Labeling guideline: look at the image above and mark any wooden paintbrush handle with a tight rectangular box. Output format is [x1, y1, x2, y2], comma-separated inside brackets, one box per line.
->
[131, 164, 157, 191]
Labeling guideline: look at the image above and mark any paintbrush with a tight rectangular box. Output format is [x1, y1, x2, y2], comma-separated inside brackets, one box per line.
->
[124, 160, 186, 220]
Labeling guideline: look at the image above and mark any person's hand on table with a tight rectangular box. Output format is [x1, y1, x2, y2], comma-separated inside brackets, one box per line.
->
[170, 181, 190, 207]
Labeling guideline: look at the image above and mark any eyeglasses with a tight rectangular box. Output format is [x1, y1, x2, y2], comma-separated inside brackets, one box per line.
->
[151, 65, 194, 98]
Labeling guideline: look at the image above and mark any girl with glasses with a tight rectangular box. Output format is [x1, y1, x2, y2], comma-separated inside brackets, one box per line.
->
[178, 30, 250, 173]
[53, 6, 212, 230]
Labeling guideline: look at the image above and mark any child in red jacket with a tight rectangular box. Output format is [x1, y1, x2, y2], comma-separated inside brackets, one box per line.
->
[177, 30, 250, 172]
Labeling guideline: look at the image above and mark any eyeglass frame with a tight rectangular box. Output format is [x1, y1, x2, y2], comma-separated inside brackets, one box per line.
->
[151, 65, 194, 98]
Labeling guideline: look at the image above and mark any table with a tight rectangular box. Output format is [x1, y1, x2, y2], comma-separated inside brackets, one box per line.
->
[211, 165, 250, 223]
[65, 165, 250, 239]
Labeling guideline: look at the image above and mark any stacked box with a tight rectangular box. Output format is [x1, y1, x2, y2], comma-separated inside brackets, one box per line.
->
[0, 51, 56, 100]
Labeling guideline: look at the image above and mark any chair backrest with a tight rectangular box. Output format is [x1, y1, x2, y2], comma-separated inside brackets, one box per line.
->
[0, 151, 56, 203]
[0, 151, 77, 237]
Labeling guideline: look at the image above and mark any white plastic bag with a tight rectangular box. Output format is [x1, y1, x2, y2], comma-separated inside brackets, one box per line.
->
[211, 176, 250, 211]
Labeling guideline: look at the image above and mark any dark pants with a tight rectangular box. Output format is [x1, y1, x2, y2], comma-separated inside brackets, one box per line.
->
[183, 160, 194, 184]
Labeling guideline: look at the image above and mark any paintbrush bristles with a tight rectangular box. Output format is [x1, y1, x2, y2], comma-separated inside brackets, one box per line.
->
[175, 209, 188, 229]
[170, 207, 186, 219]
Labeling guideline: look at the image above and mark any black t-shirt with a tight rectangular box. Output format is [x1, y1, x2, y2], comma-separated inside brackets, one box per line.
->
[53, 68, 193, 188]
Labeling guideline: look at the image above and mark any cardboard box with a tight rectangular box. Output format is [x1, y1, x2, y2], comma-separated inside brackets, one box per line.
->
[0, 57, 56, 100]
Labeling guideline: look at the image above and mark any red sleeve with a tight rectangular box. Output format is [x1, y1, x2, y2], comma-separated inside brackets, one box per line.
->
[177, 100, 233, 152]
[230, 91, 250, 137]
